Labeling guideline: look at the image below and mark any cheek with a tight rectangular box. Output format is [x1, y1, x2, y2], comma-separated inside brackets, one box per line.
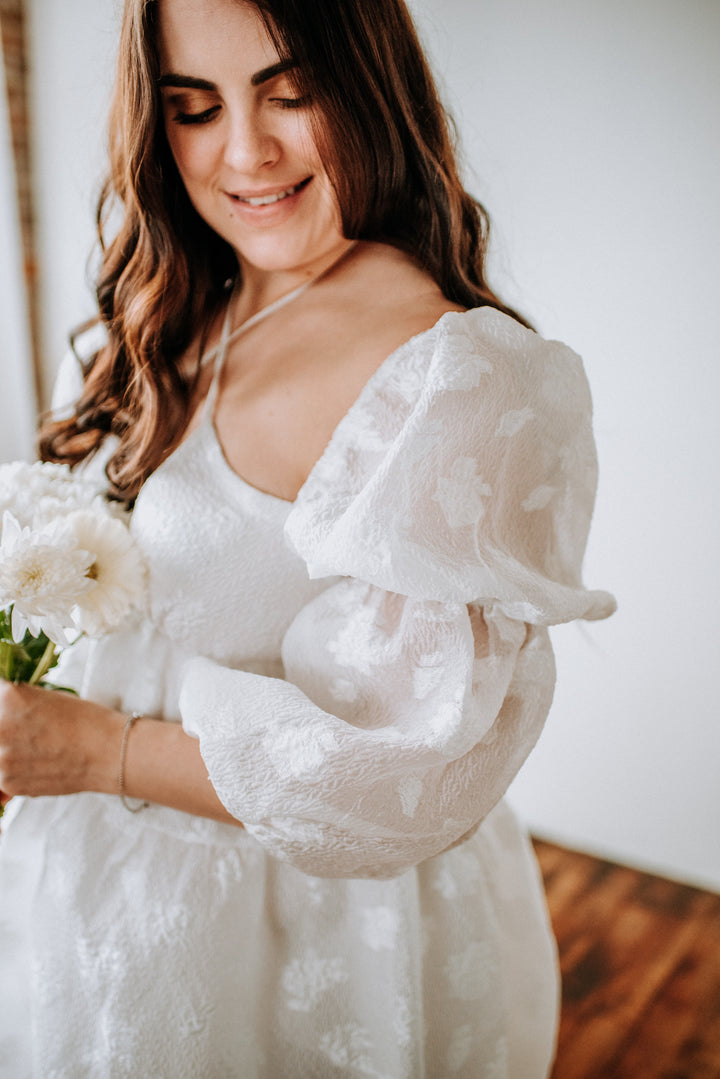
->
[290, 109, 325, 168]
[315, 172, 343, 230]
[294, 115, 340, 222]
[165, 130, 212, 186]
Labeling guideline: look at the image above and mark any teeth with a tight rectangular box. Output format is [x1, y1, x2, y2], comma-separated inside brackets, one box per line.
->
[239, 184, 298, 207]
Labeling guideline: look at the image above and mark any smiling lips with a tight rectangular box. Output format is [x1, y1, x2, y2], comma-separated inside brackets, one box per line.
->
[230, 176, 312, 207]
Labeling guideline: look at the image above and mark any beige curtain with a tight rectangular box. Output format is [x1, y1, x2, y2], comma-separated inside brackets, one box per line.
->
[0, 44, 37, 462]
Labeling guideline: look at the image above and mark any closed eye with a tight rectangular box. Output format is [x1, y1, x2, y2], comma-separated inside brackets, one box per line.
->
[171, 105, 221, 126]
[269, 95, 311, 110]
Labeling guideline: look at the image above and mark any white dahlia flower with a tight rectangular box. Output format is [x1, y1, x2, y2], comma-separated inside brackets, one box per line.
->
[0, 512, 94, 644]
[65, 510, 145, 635]
[0, 460, 110, 530]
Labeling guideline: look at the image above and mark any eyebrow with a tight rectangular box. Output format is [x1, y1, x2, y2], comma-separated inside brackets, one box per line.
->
[157, 59, 297, 92]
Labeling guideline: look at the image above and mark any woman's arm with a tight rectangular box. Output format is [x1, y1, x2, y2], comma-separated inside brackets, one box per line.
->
[0, 681, 241, 826]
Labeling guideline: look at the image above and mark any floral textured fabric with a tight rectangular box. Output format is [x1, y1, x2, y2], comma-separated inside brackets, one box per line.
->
[0, 308, 613, 1078]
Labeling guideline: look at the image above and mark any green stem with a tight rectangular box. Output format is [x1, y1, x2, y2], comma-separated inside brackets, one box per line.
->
[28, 638, 57, 686]
[0, 640, 14, 682]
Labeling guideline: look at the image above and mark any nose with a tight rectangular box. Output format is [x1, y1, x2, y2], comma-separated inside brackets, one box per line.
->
[222, 106, 279, 173]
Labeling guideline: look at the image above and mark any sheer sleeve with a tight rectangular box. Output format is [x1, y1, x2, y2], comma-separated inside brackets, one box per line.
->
[179, 308, 615, 878]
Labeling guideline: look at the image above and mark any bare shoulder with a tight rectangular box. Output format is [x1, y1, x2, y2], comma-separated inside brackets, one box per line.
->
[328, 242, 465, 362]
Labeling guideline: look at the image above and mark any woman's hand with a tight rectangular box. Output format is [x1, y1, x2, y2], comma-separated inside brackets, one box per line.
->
[0, 681, 122, 800]
[0, 681, 242, 827]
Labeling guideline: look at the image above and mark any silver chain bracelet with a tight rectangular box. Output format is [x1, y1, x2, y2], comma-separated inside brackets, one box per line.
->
[118, 712, 150, 813]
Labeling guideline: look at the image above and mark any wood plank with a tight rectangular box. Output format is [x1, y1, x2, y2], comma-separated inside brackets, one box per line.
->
[533, 839, 720, 1079]
[616, 890, 720, 1078]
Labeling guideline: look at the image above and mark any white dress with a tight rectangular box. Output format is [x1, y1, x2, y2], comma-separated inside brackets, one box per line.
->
[0, 303, 614, 1079]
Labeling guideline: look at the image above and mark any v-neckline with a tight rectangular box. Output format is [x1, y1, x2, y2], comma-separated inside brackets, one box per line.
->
[174, 311, 457, 511]
[142, 271, 463, 511]
[198, 277, 317, 430]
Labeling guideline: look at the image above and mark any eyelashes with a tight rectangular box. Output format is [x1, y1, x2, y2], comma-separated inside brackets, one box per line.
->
[172, 106, 221, 126]
[169, 96, 311, 125]
[271, 95, 311, 110]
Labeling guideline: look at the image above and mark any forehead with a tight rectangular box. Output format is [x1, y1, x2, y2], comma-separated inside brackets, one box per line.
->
[156, 0, 280, 75]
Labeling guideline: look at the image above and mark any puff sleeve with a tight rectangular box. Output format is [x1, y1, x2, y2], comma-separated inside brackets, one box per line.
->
[179, 308, 615, 878]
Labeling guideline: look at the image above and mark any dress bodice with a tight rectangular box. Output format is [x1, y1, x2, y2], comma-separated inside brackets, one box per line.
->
[129, 281, 333, 668]
[130, 424, 330, 667]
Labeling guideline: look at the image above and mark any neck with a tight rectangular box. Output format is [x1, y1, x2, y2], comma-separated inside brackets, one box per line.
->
[234, 238, 358, 324]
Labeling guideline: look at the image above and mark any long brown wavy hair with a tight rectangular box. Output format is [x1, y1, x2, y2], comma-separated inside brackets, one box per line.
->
[40, 0, 528, 502]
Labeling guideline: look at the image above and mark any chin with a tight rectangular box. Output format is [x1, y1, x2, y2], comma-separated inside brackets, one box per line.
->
[232, 230, 347, 278]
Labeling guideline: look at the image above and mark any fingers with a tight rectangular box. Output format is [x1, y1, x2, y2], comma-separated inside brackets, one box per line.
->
[0, 682, 81, 798]
[0, 682, 124, 799]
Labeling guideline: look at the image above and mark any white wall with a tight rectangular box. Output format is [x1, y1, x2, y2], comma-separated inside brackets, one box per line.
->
[29, 0, 720, 889]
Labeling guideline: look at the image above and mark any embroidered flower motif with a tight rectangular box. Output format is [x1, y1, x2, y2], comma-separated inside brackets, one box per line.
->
[447, 1023, 474, 1073]
[177, 990, 217, 1039]
[431, 845, 484, 902]
[303, 875, 332, 907]
[326, 603, 385, 675]
[264, 722, 337, 779]
[401, 418, 443, 464]
[212, 850, 244, 897]
[521, 485, 557, 512]
[393, 996, 413, 1049]
[437, 334, 494, 390]
[318, 1023, 375, 1073]
[494, 407, 534, 438]
[76, 929, 130, 983]
[282, 950, 349, 1012]
[329, 677, 359, 703]
[427, 698, 464, 743]
[153, 902, 191, 948]
[361, 906, 400, 952]
[448, 1027, 507, 1078]
[431, 864, 459, 901]
[433, 457, 491, 528]
[445, 940, 494, 1000]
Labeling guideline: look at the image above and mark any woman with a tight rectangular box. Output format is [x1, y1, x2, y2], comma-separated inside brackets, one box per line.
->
[0, 0, 614, 1075]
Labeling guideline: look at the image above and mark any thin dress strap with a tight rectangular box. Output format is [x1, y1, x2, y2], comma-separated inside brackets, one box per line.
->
[199, 279, 314, 419]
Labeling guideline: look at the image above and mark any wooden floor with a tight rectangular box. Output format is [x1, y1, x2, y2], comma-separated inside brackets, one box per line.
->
[533, 840, 720, 1079]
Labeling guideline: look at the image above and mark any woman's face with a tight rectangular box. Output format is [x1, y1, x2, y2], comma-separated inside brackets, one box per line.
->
[157, 0, 346, 279]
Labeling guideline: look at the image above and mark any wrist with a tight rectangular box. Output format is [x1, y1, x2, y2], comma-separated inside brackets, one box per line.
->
[81, 701, 127, 796]
[118, 713, 150, 812]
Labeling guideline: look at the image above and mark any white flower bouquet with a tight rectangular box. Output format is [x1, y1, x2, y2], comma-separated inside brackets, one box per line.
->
[0, 461, 145, 691]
